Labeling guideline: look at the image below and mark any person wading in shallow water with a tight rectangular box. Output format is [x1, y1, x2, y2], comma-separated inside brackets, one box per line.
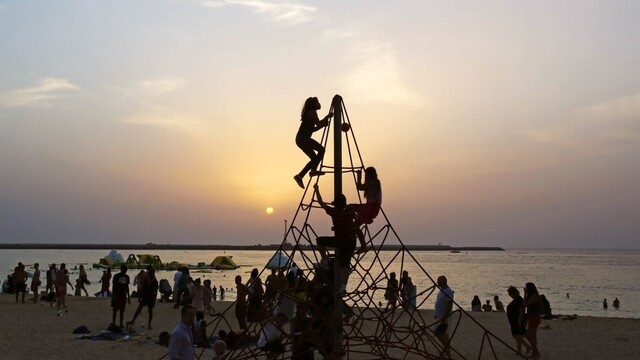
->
[293, 96, 332, 189]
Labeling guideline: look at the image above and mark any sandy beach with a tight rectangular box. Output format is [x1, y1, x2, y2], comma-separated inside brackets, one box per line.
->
[2, 293, 639, 360]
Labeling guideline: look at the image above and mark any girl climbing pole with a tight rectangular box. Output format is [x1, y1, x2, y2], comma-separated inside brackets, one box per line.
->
[293, 97, 333, 189]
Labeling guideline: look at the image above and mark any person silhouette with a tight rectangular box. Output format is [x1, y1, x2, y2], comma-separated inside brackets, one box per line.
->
[350, 167, 382, 253]
[603, 298, 608, 309]
[613, 297, 620, 309]
[293, 97, 332, 189]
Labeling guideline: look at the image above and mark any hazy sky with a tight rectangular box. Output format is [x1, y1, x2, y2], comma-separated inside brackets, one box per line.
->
[1, 1, 639, 249]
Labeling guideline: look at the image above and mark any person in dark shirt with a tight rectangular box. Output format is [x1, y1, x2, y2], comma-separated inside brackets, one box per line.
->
[314, 184, 357, 293]
[111, 264, 131, 328]
[127, 266, 159, 329]
[506, 286, 531, 356]
[293, 97, 333, 189]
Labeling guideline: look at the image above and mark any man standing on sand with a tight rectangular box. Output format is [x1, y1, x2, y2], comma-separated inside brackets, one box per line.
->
[46, 263, 57, 294]
[31, 263, 41, 303]
[111, 264, 131, 327]
[434, 275, 454, 358]
[13, 262, 28, 303]
[55, 263, 73, 314]
[235, 275, 249, 330]
[168, 305, 196, 360]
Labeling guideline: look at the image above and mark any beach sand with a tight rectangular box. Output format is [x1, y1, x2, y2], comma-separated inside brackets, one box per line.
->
[2, 293, 639, 359]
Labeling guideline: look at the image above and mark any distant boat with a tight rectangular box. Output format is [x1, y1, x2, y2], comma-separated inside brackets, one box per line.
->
[450, 249, 461, 253]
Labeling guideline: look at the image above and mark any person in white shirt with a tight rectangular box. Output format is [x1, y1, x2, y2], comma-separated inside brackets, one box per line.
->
[258, 312, 288, 360]
[434, 275, 454, 358]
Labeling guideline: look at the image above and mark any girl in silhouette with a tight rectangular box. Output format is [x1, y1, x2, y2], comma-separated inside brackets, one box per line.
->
[293, 97, 332, 188]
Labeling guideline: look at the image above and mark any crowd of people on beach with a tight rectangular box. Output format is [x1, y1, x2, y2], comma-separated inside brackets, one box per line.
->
[3, 95, 628, 360]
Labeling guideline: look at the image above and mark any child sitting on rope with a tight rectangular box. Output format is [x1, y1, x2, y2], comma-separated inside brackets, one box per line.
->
[313, 184, 357, 293]
[350, 166, 382, 254]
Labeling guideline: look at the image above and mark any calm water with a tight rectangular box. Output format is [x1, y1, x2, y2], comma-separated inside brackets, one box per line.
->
[2, 248, 638, 318]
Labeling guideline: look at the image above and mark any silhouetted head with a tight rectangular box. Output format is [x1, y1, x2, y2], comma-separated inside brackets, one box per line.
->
[235, 275, 242, 285]
[334, 194, 347, 209]
[120, 264, 127, 273]
[437, 275, 448, 288]
[524, 282, 538, 298]
[181, 305, 196, 326]
[251, 268, 259, 279]
[365, 167, 378, 180]
[301, 97, 321, 115]
[390, 272, 396, 279]
[507, 286, 519, 298]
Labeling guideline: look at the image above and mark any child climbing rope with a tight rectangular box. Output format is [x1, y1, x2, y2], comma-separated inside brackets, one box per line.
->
[313, 184, 357, 293]
[293, 97, 333, 189]
[350, 167, 382, 253]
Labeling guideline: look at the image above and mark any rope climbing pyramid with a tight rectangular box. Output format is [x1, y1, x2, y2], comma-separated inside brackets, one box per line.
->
[200, 95, 525, 360]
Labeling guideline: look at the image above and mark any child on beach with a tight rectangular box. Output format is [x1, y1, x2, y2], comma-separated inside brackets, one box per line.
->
[351, 167, 382, 253]
[192, 311, 208, 347]
[293, 97, 333, 189]
[212, 339, 228, 360]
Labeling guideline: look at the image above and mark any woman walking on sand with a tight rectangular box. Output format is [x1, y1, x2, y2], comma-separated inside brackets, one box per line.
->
[524, 282, 542, 359]
[293, 97, 333, 189]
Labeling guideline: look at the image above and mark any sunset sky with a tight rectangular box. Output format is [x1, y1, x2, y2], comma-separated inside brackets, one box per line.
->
[1, 1, 639, 249]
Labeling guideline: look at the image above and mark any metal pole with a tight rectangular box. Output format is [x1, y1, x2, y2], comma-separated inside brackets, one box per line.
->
[332, 94, 343, 198]
[331, 94, 344, 359]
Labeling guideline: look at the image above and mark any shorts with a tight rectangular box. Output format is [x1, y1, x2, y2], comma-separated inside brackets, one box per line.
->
[527, 316, 541, 329]
[354, 202, 380, 225]
[111, 295, 127, 311]
[317, 236, 356, 267]
[141, 296, 156, 309]
[433, 316, 451, 336]
[15, 282, 27, 293]
[510, 326, 526, 336]
[259, 340, 285, 355]
[434, 322, 448, 336]
[235, 302, 248, 320]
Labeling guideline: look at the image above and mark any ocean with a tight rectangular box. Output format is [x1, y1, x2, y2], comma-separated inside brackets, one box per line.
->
[2, 248, 638, 318]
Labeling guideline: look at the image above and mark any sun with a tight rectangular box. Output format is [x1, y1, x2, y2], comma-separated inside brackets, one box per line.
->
[266, 207, 274, 214]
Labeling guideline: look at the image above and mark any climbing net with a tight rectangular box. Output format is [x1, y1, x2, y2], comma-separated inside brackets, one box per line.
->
[191, 96, 525, 360]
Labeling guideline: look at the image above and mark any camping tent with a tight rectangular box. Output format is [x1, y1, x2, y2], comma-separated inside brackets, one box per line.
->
[265, 251, 291, 269]
[210, 256, 239, 270]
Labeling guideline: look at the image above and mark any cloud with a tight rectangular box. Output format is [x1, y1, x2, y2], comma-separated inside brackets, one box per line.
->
[320, 29, 357, 42]
[342, 42, 427, 108]
[136, 78, 187, 97]
[518, 92, 640, 149]
[0, 77, 78, 109]
[113, 77, 203, 136]
[202, 0, 317, 25]
[122, 112, 204, 137]
[577, 92, 640, 120]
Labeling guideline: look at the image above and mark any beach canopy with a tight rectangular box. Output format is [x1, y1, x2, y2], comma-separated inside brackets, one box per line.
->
[265, 251, 291, 269]
[210, 255, 239, 270]
[105, 249, 124, 263]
